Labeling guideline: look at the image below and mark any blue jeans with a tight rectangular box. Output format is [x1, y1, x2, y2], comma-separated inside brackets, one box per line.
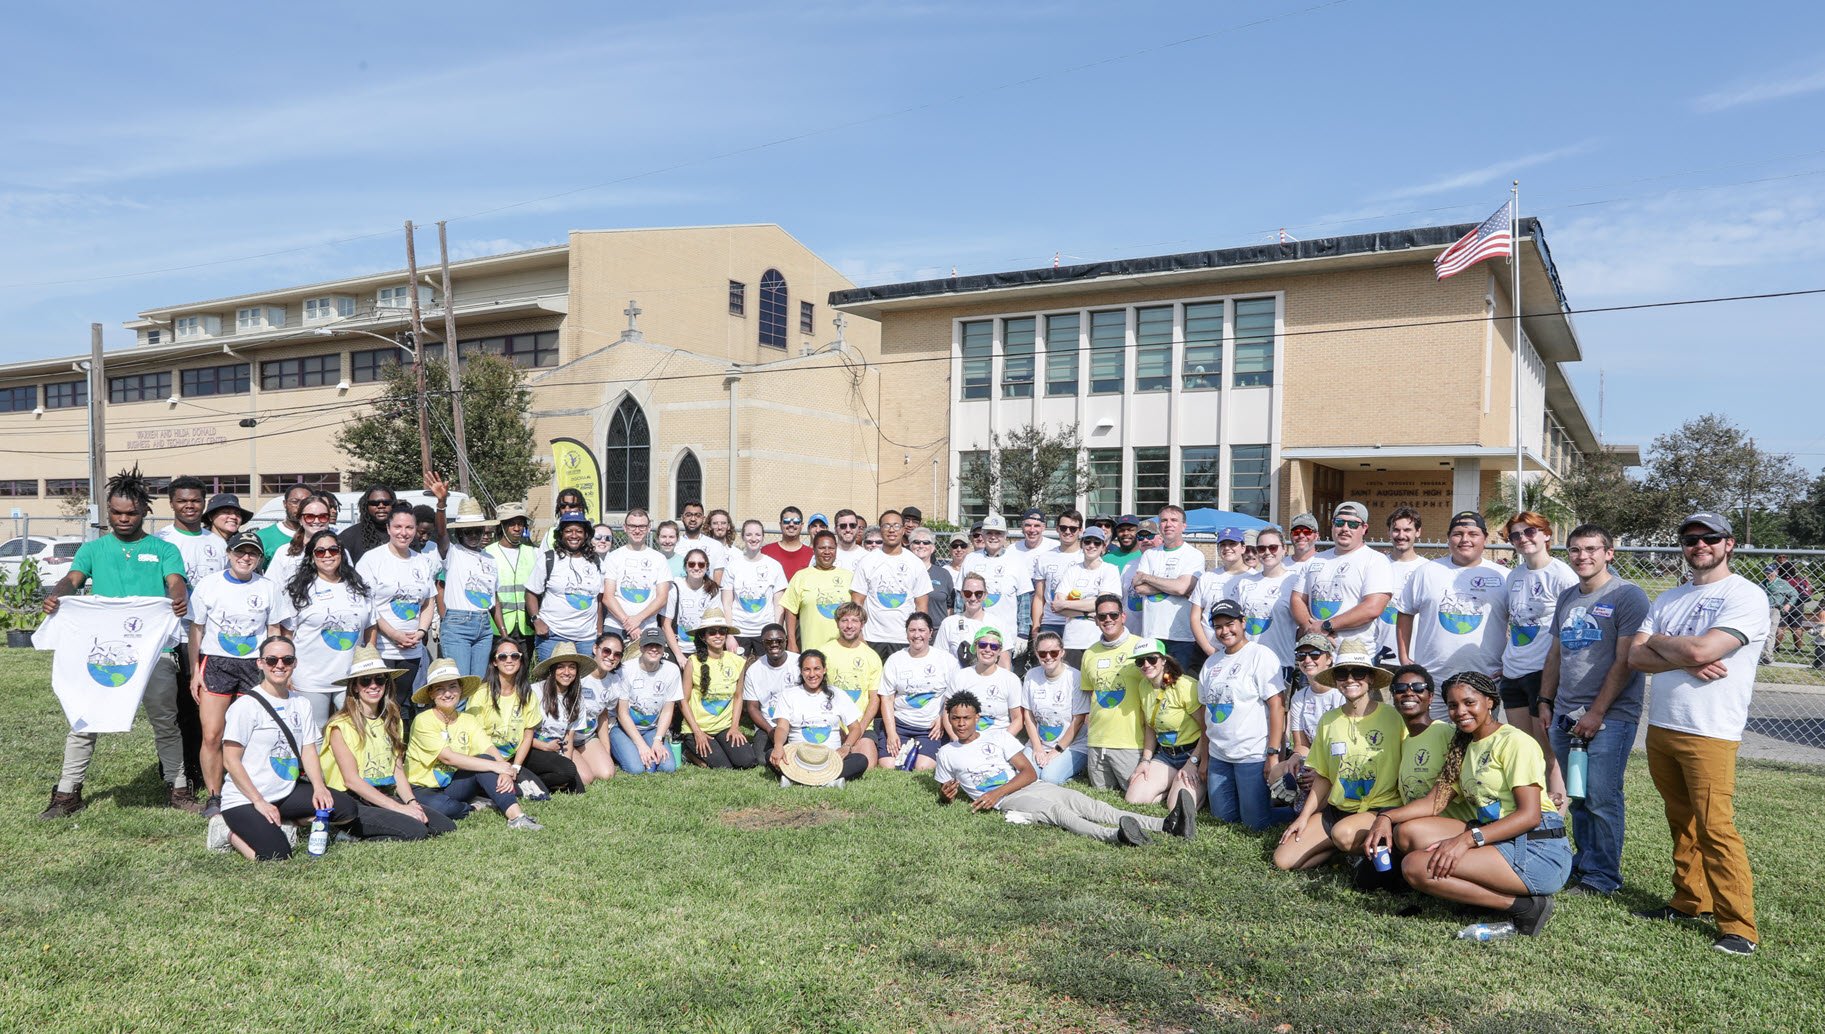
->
[534, 634, 562, 664]
[1037, 743, 1087, 784]
[1016, 592, 1034, 640]
[1206, 757, 1292, 830]
[609, 725, 677, 774]
[1550, 717, 1636, 894]
[415, 762, 520, 820]
[442, 610, 494, 680]
[1164, 638, 1205, 673]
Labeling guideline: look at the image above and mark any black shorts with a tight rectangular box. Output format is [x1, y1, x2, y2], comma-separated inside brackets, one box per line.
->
[200, 655, 261, 697]
[1320, 803, 1384, 837]
[1499, 671, 1543, 711]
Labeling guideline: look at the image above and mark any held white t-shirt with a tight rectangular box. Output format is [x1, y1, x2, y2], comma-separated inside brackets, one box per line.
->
[355, 547, 442, 661]
[1231, 570, 1297, 666]
[441, 545, 499, 615]
[221, 687, 321, 810]
[772, 686, 862, 746]
[269, 579, 375, 695]
[850, 549, 934, 643]
[1022, 665, 1089, 749]
[603, 547, 672, 632]
[1136, 544, 1207, 642]
[1643, 573, 1771, 741]
[1398, 557, 1510, 686]
[880, 648, 959, 729]
[527, 553, 605, 643]
[189, 571, 277, 660]
[945, 665, 1022, 733]
[933, 729, 1025, 800]
[723, 552, 788, 637]
[1299, 546, 1395, 640]
[1501, 558, 1579, 677]
[1050, 560, 1121, 650]
[35, 596, 181, 734]
[1197, 641, 1284, 762]
[960, 550, 1033, 636]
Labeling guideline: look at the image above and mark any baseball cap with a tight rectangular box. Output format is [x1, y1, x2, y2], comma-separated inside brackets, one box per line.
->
[1294, 632, 1335, 655]
[1129, 638, 1168, 660]
[1680, 511, 1733, 537]
[1116, 514, 1140, 529]
[638, 627, 667, 649]
[1290, 512, 1319, 532]
[901, 506, 923, 523]
[1448, 510, 1488, 533]
[969, 521, 984, 534]
[949, 533, 969, 547]
[1139, 518, 1160, 535]
[1332, 501, 1369, 523]
[1091, 514, 1116, 526]
[1217, 526, 1245, 544]
[1020, 507, 1046, 524]
[1207, 599, 1244, 622]
[227, 530, 265, 555]
[980, 514, 1009, 534]
[1079, 526, 1107, 543]
[807, 513, 829, 527]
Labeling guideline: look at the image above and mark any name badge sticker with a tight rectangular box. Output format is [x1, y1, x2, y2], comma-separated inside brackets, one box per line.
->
[1592, 604, 1614, 618]
[1330, 741, 1348, 757]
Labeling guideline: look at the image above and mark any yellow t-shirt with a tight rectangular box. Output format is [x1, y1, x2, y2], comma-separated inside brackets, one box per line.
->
[1458, 723, 1554, 823]
[1144, 673, 1203, 751]
[1399, 720, 1471, 820]
[821, 641, 882, 714]
[318, 712, 403, 792]
[407, 710, 495, 788]
[1080, 635, 1145, 749]
[465, 685, 542, 758]
[686, 650, 746, 735]
[1310, 703, 1405, 813]
[783, 566, 854, 650]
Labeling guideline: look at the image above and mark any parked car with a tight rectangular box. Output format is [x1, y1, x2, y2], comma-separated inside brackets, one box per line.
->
[248, 489, 472, 534]
[37, 539, 82, 588]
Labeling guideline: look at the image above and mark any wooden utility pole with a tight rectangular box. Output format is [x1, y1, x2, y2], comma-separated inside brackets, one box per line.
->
[404, 221, 432, 481]
[1744, 438, 1756, 547]
[88, 323, 106, 527]
[438, 221, 472, 494]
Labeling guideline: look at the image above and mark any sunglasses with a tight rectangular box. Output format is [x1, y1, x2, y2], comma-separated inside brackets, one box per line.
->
[301, 513, 332, 523]
[1294, 649, 1326, 659]
[261, 655, 297, 666]
[686, 562, 708, 570]
[1334, 667, 1374, 682]
[354, 675, 389, 687]
[1391, 681, 1430, 694]
[760, 638, 786, 647]
[1138, 655, 1165, 665]
[1095, 611, 1123, 621]
[1258, 544, 1283, 553]
[782, 518, 802, 526]
[864, 539, 884, 547]
[366, 499, 393, 507]
[1083, 539, 1104, 547]
[598, 648, 623, 659]
[593, 535, 612, 543]
[1036, 650, 1062, 660]
[1057, 524, 1080, 533]
[950, 543, 968, 550]
[961, 590, 985, 599]
[1333, 519, 1365, 530]
[312, 547, 342, 557]
[1508, 527, 1544, 541]
[494, 652, 523, 661]
[838, 522, 860, 530]
[1682, 533, 1726, 547]
[975, 641, 1002, 652]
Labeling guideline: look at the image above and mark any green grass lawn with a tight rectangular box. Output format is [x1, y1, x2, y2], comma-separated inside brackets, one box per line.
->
[3, 651, 1822, 1034]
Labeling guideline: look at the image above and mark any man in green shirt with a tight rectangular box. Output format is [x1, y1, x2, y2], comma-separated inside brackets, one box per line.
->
[41, 466, 192, 820]
[255, 482, 313, 569]
[1762, 567, 1801, 664]
[1104, 514, 1143, 572]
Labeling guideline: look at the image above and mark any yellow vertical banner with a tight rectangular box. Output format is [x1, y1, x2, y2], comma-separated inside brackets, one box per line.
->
[549, 437, 601, 523]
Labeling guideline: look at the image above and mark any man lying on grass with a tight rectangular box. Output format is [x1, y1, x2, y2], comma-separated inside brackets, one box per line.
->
[933, 691, 1195, 846]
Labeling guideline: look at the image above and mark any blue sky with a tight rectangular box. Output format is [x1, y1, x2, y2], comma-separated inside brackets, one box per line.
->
[3, 1, 1823, 469]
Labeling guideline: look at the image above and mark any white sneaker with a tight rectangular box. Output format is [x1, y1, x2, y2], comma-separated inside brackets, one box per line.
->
[507, 814, 543, 831]
[205, 815, 231, 853]
[1002, 811, 1036, 825]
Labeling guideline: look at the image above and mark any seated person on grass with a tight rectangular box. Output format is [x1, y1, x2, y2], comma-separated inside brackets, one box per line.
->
[317, 646, 454, 842]
[1273, 639, 1402, 871]
[767, 650, 871, 783]
[407, 658, 543, 830]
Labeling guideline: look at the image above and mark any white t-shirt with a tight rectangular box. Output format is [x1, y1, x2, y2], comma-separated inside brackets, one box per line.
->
[156, 527, 227, 612]
[678, 534, 729, 576]
[189, 571, 277, 660]
[1022, 664, 1089, 749]
[574, 668, 626, 739]
[1643, 573, 1771, 741]
[603, 546, 671, 632]
[619, 662, 684, 732]
[269, 579, 375, 695]
[945, 665, 1022, 733]
[1502, 558, 1579, 677]
[1032, 547, 1081, 627]
[1231, 570, 1297, 665]
[1377, 556, 1429, 659]
[1136, 544, 1207, 642]
[1013, 537, 1057, 558]
[960, 550, 1033, 635]
[880, 648, 960, 729]
[1051, 560, 1122, 649]
[667, 578, 718, 653]
[266, 546, 307, 593]
[743, 653, 802, 723]
[221, 686, 320, 810]
[528, 553, 604, 643]
[1186, 568, 1243, 651]
[1197, 641, 1284, 762]
[1398, 556, 1510, 685]
[850, 549, 934, 643]
[1288, 684, 1345, 743]
[355, 547, 442, 660]
[35, 596, 181, 734]
[772, 685, 862, 746]
[441, 545, 499, 615]
[722, 552, 789, 637]
[1299, 546, 1395, 640]
[934, 613, 993, 667]
[933, 729, 1025, 799]
[833, 545, 868, 572]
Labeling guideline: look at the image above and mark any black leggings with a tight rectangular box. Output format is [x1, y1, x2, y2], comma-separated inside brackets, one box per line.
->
[222, 783, 356, 861]
[769, 750, 868, 781]
[347, 795, 458, 840]
[683, 729, 762, 769]
[521, 748, 582, 793]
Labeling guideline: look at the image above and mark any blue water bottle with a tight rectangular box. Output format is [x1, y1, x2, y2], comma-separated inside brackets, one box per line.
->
[306, 808, 331, 857]
[1566, 737, 1589, 799]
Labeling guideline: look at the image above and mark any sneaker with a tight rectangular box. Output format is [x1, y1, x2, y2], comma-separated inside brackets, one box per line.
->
[1560, 881, 1611, 898]
[205, 815, 232, 853]
[1633, 905, 1713, 923]
[39, 786, 85, 820]
[1712, 934, 1757, 956]
[1116, 815, 1152, 846]
[1169, 793, 1197, 841]
[507, 814, 544, 831]
[1001, 811, 1037, 825]
[200, 794, 223, 820]
[1513, 894, 1555, 936]
[168, 785, 205, 815]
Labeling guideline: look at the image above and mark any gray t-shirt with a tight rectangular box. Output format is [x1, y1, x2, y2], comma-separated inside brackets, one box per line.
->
[1549, 575, 1651, 725]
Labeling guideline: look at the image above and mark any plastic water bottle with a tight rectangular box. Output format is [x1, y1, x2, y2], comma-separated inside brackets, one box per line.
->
[1566, 737, 1589, 799]
[306, 808, 330, 858]
[1455, 921, 1517, 942]
[1372, 844, 1392, 872]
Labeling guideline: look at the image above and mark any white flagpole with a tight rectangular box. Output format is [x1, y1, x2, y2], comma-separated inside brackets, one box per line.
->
[1511, 181, 1524, 517]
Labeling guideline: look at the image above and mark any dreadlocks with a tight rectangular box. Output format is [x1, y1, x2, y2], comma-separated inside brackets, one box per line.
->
[105, 464, 155, 514]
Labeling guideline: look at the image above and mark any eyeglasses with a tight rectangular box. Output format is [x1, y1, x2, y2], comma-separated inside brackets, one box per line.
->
[261, 655, 297, 666]
[598, 648, 623, 659]
[1095, 611, 1123, 621]
[1036, 650, 1062, 660]
[761, 638, 786, 647]
[1682, 533, 1726, 547]
[312, 547, 342, 557]
[494, 652, 523, 661]
[686, 562, 708, 570]
[1333, 519, 1365, 530]
[1508, 527, 1544, 541]
[911, 540, 934, 548]
[961, 590, 985, 600]
[301, 513, 331, 524]
[1334, 667, 1374, 682]
[354, 675, 389, 688]
[975, 641, 1002, 652]
[1391, 681, 1430, 694]
[593, 535, 612, 543]
[864, 538, 884, 546]
[1565, 546, 1607, 557]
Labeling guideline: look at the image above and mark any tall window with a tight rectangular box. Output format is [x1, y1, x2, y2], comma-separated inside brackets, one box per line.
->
[799, 300, 815, 336]
[674, 451, 702, 517]
[1183, 301, 1223, 390]
[604, 397, 650, 511]
[1180, 446, 1222, 510]
[957, 450, 990, 525]
[1087, 448, 1122, 516]
[1233, 298, 1275, 387]
[1001, 317, 1035, 398]
[1133, 447, 1170, 516]
[1230, 445, 1271, 518]
[959, 321, 992, 400]
[758, 269, 788, 349]
[1045, 313, 1079, 396]
[45, 380, 86, 409]
[1134, 306, 1173, 392]
[729, 280, 746, 316]
[1088, 310, 1126, 394]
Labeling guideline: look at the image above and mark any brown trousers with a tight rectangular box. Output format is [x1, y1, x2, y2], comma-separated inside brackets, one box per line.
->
[1645, 725, 1757, 941]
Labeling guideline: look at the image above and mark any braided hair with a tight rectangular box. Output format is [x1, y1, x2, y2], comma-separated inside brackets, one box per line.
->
[1430, 671, 1502, 809]
[104, 463, 155, 515]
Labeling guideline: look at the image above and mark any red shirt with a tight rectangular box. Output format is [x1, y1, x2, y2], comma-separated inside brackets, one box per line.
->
[761, 541, 812, 580]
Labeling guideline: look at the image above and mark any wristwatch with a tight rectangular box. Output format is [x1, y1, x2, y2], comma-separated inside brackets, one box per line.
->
[1469, 827, 1486, 848]
[1321, 619, 1334, 635]
[1265, 747, 1284, 758]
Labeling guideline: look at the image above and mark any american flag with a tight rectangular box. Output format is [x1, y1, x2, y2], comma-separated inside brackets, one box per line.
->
[1433, 200, 1513, 280]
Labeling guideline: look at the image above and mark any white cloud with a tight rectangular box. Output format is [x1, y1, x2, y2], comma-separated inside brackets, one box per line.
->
[1694, 57, 1825, 112]
[1374, 143, 1595, 202]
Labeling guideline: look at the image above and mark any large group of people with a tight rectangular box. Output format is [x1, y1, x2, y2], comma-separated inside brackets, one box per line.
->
[33, 469, 1770, 952]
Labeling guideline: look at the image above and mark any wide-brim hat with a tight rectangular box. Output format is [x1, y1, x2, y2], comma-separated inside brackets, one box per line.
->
[447, 497, 497, 530]
[203, 493, 254, 524]
[494, 502, 530, 524]
[332, 644, 408, 687]
[412, 656, 483, 705]
[694, 607, 739, 636]
[530, 641, 601, 683]
[1312, 637, 1391, 690]
[778, 742, 845, 786]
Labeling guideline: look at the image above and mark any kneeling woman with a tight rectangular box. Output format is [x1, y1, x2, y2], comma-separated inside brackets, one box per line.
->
[681, 610, 761, 768]
[1364, 672, 1571, 937]
[533, 634, 621, 786]
[319, 646, 456, 840]
[217, 635, 357, 861]
[767, 649, 870, 783]
[406, 658, 543, 830]
[1273, 639, 1403, 871]
[610, 628, 684, 774]
[1123, 639, 1203, 813]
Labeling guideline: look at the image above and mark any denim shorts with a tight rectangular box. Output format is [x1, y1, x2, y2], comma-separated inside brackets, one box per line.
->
[1153, 743, 1196, 771]
[1492, 811, 1574, 895]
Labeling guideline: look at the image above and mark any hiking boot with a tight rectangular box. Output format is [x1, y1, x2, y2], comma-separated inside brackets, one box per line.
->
[1712, 934, 1757, 956]
[1116, 815, 1152, 846]
[1170, 793, 1197, 840]
[168, 785, 205, 815]
[1513, 895, 1555, 936]
[1560, 881, 1610, 898]
[40, 786, 85, 820]
[200, 794, 223, 820]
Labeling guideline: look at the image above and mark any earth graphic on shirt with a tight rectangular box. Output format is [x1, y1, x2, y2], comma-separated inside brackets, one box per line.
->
[702, 697, 731, 716]
[1245, 615, 1271, 637]
[388, 596, 421, 622]
[464, 573, 494, 609]
[737, 594, 768, 614]
[1380, 602, 1398, 626]
[630, 708, 659, 728]
[565, 588, 597, 610]
[876, 592, 908, 609]
[215, 615, 264, 657]
[1312, 598, 1343, 620]
[905, 691, 938, 710]
[1127, 593, 1142, 613]
[1436, 592, 1485, 634]
[1476, 798, 1501, 823]
[1558, 607, 1604, 652]
[802, 724, 834, 744]
[1509, 622, 1541, 648]
[320, 610, 362, 651]
[984, 592, 1003, 608]
[268, 749, 300, 781]
[976, 715, 997, 731]
[1157, 728, 1181, 746]
[619, 585, 651, 604]
[86, 640, 138, 687]
[1095, 687, 1125, 709]
[1206, 701, 1234, 723]
[966, 766, 1009, 793]
[815, 587, 845, 619]
[1038, 721, 1066, 742]
[1338, 759, 1375, 801]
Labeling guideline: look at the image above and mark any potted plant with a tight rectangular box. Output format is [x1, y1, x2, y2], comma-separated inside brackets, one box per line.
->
[2, 557, 43, 648]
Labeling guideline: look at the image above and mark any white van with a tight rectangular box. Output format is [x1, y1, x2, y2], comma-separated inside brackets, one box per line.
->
[249, 488, 472, 533]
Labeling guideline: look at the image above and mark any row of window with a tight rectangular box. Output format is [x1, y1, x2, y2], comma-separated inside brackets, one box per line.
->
[958, 444, 1272, 523]
[162, 290, 437, 344]
[0, 471, 328, 499]
[959, 297, 1276, 401]
[728, 271, 816, 349]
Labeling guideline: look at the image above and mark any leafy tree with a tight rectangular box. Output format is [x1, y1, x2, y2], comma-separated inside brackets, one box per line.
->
[1554, 447, 1661, 542]
[959, 423, 1098, 517]
[334, 354, 540, 508]
[1642, 414, 1806, 544]
[1482, 475, 1575, 530]
[1782, 472, 1825, 548]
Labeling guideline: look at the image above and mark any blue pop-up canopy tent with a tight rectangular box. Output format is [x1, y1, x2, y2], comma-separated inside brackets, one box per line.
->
[1182, 508, 1273, 536]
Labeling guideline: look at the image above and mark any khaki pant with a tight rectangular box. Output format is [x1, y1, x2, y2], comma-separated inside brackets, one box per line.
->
[1646, 725, 1757, 941]
[59, 654, 185, 792]
[1086, 746, 1141, 791]
[996, 782, 1165, 843]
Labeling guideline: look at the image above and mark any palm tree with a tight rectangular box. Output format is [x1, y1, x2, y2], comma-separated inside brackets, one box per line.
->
[1483, 475, 1575, 531]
